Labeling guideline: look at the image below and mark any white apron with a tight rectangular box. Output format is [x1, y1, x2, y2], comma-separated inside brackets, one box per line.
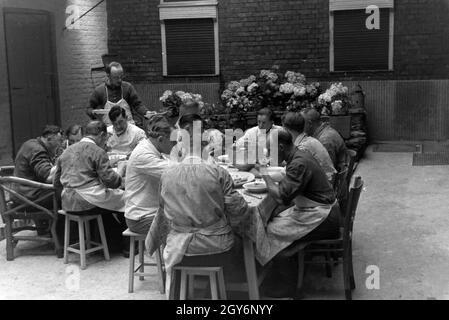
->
[74, 181, 126, 213]
[102, 84, 135, 126]
[253, 194, 335, 266]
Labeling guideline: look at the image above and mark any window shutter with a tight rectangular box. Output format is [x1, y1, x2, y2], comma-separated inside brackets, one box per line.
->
[334, 9, 390, 71]
[165, 18, 215, 75]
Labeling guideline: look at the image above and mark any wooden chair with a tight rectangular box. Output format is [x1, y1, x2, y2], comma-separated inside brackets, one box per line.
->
[346, 149, 358, 186]
[170, 266, 227, 300]
[59, 210, 110, 270]
[280, 176, 364, 300]
[333, 168, 349, 203]
[0, 176, 62, 261]
[122, 229, 165, 294]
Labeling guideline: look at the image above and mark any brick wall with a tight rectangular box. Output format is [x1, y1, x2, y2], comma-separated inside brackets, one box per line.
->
[0, 0, 108, 165]
[107, 0, 449, 85]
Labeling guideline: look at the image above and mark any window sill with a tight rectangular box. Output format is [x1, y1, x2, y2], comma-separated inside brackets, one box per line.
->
[163, 74, 220, 78]
[159, 1, 218, 8]
[330, 69, 394, 74]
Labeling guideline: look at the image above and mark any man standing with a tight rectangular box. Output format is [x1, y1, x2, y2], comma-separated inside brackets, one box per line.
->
[87, 62, 154, 128]
[14, 125, 64, 234]
[301, 108, 348, 171]
[106, 105, 147, 155]
[124, 115, 177, 235]
[282, 112, 336, 181]
[54, 121, 127, 253]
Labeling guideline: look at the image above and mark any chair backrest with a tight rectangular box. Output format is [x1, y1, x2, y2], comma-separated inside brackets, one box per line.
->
[0, 176, 56, 218]
[342, 176, 364, 246]
[346, 149, 357, 185]
[0, 166, 15, 177]
[333, 167, 348, 200]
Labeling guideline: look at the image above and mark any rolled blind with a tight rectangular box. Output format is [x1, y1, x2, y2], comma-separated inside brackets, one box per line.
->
[165, 18, 215, 75]
[334, 9, 390, 71]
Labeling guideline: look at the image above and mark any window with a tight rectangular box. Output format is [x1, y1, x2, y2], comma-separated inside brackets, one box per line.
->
[159, 0, 219, 76]
[329, 0, 394, 72]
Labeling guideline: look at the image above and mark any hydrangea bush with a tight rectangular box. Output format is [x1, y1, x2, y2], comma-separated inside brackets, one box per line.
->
[159, 90, 204, 117]
[317, 83, 351, 115]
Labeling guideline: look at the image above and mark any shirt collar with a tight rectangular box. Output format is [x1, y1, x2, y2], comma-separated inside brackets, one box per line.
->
[314, 123, 328, 137]
[182, 155, 204, 165]
[294, 133, 307, 146]
[257, 124, 277, 135]
[81, 137, 96, 145]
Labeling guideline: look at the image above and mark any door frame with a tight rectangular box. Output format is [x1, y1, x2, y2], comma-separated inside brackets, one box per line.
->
[3, 7, 61, 157]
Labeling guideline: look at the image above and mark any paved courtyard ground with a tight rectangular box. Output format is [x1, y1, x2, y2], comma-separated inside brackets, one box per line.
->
[1, 146, 449, 300]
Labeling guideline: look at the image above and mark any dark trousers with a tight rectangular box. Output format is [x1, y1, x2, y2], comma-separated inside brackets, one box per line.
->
[262, 206, 341, 297]
[65, 207, 128, 253]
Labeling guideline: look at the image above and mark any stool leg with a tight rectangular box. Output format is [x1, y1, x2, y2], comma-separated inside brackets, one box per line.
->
[96, 215, 110, 261]
[78, 219, 86, 270]
[85, 220, 91, 249]
[168, 270, 177, 300]
[180, 270, 187, 300]
[217, 268, 227, 300]
[139, 240, 144, 281]
[128, 236, 135, 293]
[63, 215, 70, 264]
[188, 275, 195, 300]
[155, 248, 165, 294]
[209, 273, 219, 300]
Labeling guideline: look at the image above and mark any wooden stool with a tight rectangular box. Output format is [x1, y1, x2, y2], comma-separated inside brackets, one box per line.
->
[59, 210, 110, 270]
[170, 266, 227, 300]
[122, 229, 165, 294]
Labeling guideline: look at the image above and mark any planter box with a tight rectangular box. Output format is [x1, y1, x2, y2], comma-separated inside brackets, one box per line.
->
[328, 115, 352, 140]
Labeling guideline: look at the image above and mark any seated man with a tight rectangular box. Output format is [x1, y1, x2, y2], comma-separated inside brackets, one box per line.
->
[255, 129, 340, 297]
[124, 115, 177, 235]
[106, 105, 147, 156]
[54, 121, 127, 254]
[235, 108, 282, 165]
[282, 112, 336, 181]
[146, 115, 249, 294]
[65, 124, 83, 146]
[13, 125, 64, 234]
[301, 108, 348, 171]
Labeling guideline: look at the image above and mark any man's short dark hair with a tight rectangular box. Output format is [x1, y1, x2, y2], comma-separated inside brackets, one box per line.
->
[301, 107, 322, 123]
[109, 105, 126, 122]
[105, 61, 123, 75]
[258, 108, 274, 121]
[145, 115, 173, 139]
[282, 112, 305, 133]
[85, 121, 107, 136]
[65, 124, 83, 137]
[42, 125, 62, 138]
[277, 128, 294, 147]
[178, 114, 203, 129]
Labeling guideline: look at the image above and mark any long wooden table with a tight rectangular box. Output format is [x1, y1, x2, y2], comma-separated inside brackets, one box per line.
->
[237, 188, 266, 300]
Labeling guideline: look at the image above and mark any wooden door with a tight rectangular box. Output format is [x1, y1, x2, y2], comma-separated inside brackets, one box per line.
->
[4, 9, 59, 155]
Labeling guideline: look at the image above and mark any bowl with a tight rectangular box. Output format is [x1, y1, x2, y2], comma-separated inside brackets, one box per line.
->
[217, 155, 230, 164]
[266, 167, 286, 182]
[243, 181, 267, 194]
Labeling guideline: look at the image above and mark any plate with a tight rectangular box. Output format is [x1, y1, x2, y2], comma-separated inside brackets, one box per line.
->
[243, 181, 267, 194]
[231, 172, 255, 188]
[266, 166, 286, 182]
